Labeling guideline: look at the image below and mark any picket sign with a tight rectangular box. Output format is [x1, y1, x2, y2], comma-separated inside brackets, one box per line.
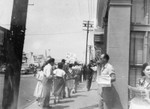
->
[96, 75, 111, 87]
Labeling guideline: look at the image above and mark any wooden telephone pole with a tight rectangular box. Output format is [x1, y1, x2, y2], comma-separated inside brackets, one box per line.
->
[83, 20, 93, 65]
[2, 0, 29, 109]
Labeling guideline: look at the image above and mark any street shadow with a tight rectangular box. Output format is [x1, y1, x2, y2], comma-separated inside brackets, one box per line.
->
[89, 88, 97, 91]
[112, 85, 123, 109]
[58, 99, 74, 104]
[70, 94, 87, 98]
[52, 105, 69, 109]
[77, 90, 87, 93]
[77, 88, 97, 93]
[79, 104, 98, 109]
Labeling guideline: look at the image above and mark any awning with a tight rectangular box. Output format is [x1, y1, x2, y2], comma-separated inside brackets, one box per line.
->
[96, 0, 109, 27]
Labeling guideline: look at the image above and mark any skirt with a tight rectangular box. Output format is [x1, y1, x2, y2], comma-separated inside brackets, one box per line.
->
[66, 79, 75, 89]
[53, 77, 65, 96]
[33, 81, 44, 98]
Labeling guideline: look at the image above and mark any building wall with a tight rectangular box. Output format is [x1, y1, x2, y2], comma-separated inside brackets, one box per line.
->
[129, 0, 150, 98]
[107, 3, 131, 109]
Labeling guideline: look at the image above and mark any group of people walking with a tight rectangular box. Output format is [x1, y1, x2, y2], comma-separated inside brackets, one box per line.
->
[33, 58, 82, 108]
[33, 53, 117, 109]
[32, 53, 150, 109]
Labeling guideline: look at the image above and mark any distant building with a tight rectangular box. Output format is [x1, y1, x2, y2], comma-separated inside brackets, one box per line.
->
[22, 52, 28, 63]
[33, 54, 45, 66]
[22, 52, 46, 67]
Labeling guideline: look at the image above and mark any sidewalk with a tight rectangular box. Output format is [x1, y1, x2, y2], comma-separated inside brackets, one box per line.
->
[24, 81, 99, 109]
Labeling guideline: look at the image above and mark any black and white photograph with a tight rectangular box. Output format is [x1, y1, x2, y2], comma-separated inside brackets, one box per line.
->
[0, 0, 150, 109]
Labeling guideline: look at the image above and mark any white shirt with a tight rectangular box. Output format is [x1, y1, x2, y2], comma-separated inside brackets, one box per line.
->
[43, 64, 52, 78]
[53, 69, 65, 77]
[101, 63, 115, 76]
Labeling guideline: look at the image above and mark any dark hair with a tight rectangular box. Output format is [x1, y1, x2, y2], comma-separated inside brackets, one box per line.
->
[61, 59, 66, 63]
[58, 62, 63, 69]
[69, 64, 73, 68]
[141, 63, 148, 76]
[47, 58, 55, 63]
[103, 53, 110, 61]
[90, 60, 93, 63]
[41, 61, 48, 70]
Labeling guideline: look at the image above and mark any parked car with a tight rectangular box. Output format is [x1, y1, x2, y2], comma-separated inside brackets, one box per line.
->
[21, 63, 30, 74]
[21, 63, 38, 74]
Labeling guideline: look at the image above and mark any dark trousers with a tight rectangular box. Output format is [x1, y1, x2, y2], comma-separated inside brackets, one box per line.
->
[98, 85, 114, 109]
[86, 76, 93, 91]
[43, 79, 52, 107]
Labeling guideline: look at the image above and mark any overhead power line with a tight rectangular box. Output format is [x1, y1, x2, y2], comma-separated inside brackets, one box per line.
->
[25, 31, 83, 36]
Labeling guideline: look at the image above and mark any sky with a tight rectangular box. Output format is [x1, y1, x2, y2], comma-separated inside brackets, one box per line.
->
[0, 0, 97, 62]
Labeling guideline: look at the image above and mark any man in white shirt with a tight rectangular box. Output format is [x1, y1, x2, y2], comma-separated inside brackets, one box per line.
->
[42, 58, 55, 108]
[97, 53, 116, 109]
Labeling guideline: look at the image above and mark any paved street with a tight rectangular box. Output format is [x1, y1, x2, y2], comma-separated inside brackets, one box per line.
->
[18, 74, 37, 109]
[24, 81, 99, 109]
[0, 74, 99, 109]
[0, 74, 37, 109]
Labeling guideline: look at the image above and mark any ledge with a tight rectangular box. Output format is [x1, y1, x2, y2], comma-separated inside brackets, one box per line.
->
[109, 3, 132, 7]
[131, 24, 150, 32]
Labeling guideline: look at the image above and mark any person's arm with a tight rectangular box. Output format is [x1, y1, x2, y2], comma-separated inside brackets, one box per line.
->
[110, 73, 116, 82]
[53, 70, 57, 78]
[44, 65, 53, 79]
[62, 70, 66, 79]
[109, 66, 116, 82]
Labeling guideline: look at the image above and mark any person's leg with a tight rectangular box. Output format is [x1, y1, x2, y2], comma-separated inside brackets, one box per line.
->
[86, 78, 90, 91]
[88, 77, 92, 90]
[60, 84, 66, 98]
[68, 88, 71, 97]
[98, 97, 104, 109]
[65, 87, 68, 97]
[104, 102, 113, 109]
[98, 86, 104, 109]
[74, 82, 77, 93]
[54, 96, 56, 104]
[43, 80, 52, 107]
[43, 87, 50, 107]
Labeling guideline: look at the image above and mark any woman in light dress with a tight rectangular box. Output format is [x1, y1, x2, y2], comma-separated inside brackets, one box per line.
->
[129, 63, 150, 109]
[53, 62, 66, 103]
[33, 67, 44, 106]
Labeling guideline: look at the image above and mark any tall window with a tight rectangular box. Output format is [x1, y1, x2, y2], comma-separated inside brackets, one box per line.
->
[129, 32, 145, 86]
[129, 0, 150, 87]
[132, 0, 150, 24]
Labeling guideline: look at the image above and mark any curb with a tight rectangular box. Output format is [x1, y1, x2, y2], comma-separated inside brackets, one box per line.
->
[21, 99, 36, 109]
[21, 74, 34, 78]
[0, 74, 34, 78]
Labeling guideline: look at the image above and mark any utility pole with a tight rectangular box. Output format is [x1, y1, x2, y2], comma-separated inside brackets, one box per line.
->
[83, 20, 93, 65]
[2, 0, 29, 109]
[89, 45, 93, 61]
